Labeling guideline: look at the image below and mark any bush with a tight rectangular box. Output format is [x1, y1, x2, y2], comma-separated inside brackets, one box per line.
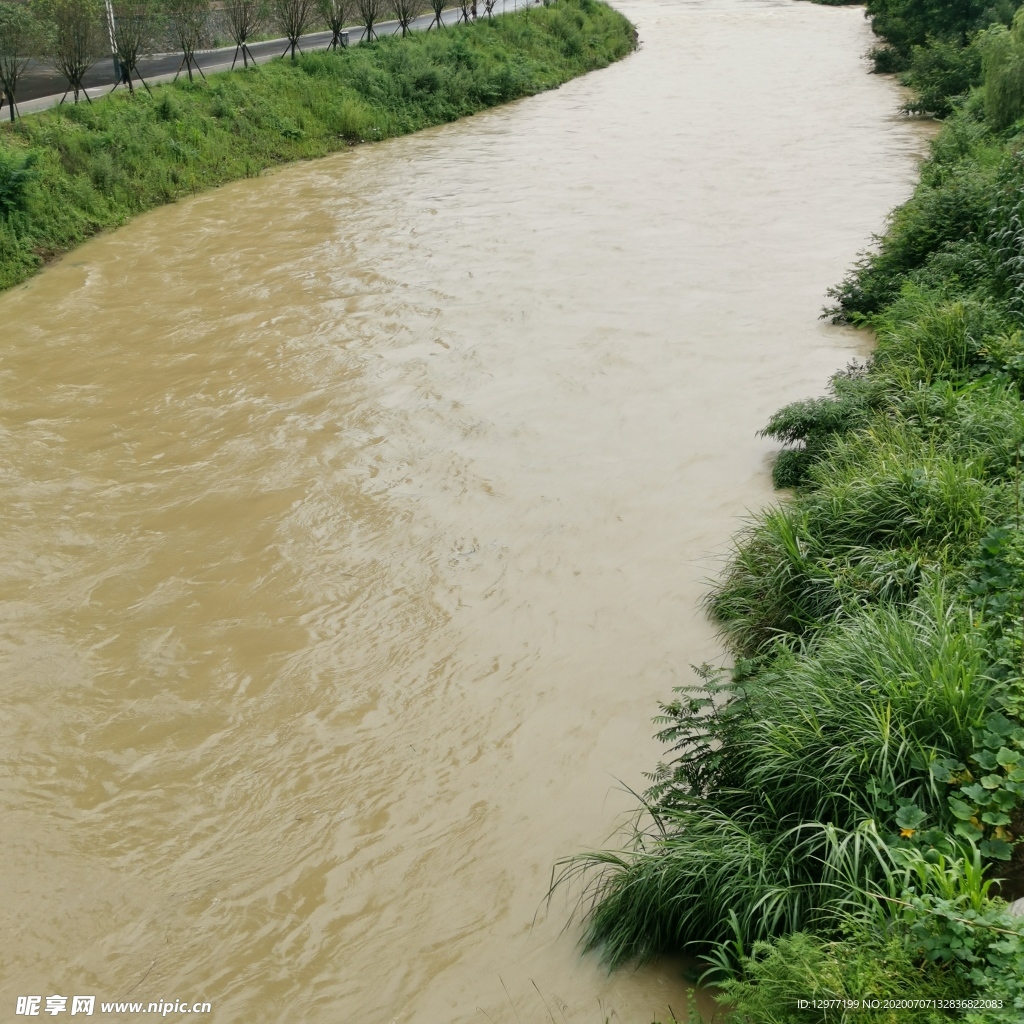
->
[903, 38, 983, 117]
[870, 45, 910, 74]
[863, 0, 1009, 58]
[900, 889, 1024, 1020]
[719, 930, 964, 1024]
[828, 138, 1000, 320]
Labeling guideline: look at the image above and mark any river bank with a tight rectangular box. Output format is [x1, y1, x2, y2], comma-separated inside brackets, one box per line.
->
[570, 1, 1024, 1020]
[0, 0, 633, 292]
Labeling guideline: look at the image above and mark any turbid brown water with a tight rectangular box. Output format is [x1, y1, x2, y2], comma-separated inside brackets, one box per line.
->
[0, 2, 929, 1021]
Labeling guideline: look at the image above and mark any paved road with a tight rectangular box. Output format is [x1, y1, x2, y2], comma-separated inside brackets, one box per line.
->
[12, 0, 532, 116]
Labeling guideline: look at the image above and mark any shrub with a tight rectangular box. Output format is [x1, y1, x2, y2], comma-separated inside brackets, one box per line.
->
[903, 38, 983, 117]
[900, 886, 1024, 1020]
[870, 45, 910, 74]
[761, 365, 879, 487]
[828, 164, 999, 320]
[718, 929, 964, 1024]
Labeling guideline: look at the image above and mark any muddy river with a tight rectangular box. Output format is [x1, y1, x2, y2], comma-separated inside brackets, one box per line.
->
[0, 1, 927, 1021]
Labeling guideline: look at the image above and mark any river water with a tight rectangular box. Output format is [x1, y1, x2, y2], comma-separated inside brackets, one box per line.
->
[0, 2, 926, 1021]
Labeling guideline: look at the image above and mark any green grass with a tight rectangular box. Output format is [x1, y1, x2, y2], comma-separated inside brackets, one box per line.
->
[0, 0, 634, 290]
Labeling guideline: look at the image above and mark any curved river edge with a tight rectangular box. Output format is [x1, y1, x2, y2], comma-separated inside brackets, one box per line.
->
[565, 2, 1024, 1018]
[0, 0, 634, 293]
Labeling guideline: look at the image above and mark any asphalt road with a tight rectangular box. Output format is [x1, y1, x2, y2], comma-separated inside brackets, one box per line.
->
[11, 0, 532, 115]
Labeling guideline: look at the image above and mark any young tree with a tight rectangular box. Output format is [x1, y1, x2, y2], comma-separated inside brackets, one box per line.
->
[354, 0, 383, 40]
[109, 0, 157, 93]
[166, 0, 209, 81]
[274, 0, 313, 58]
[316, 0, 349, 48]
[0, 0, 39, 121]
[42, 0, 104, 104]
[454, 0, 469, 22]
[981, 10, 1024, 130]
[224, 0, 262, 68]
[425, 0, 442, 29]
[390, 0, 418, 36]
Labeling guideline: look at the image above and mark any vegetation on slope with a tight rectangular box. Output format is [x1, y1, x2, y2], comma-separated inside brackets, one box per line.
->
[865, 0, 1023, 116]
[563, 2, 1024, 1021]
[0, 0, 633, 291]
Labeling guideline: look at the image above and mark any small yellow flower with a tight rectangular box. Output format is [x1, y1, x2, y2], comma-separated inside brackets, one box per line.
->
[899, 828, 916, 838]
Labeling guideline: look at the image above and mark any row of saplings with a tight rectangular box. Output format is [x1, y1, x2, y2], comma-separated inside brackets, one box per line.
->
[0, 0, 500, 119]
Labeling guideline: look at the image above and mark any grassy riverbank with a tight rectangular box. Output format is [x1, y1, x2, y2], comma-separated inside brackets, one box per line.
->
[564, 2, 1024, 1022]
[0, 0, 633, 291]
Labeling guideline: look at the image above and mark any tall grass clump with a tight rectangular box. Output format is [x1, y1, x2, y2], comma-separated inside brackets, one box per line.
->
[560, 0, 1024, 1009]
[563, 591, 997, 965]
[0, 0, 635, 291]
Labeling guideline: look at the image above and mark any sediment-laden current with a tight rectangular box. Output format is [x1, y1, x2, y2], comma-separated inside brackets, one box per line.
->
[0, 2, 927, 1020]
